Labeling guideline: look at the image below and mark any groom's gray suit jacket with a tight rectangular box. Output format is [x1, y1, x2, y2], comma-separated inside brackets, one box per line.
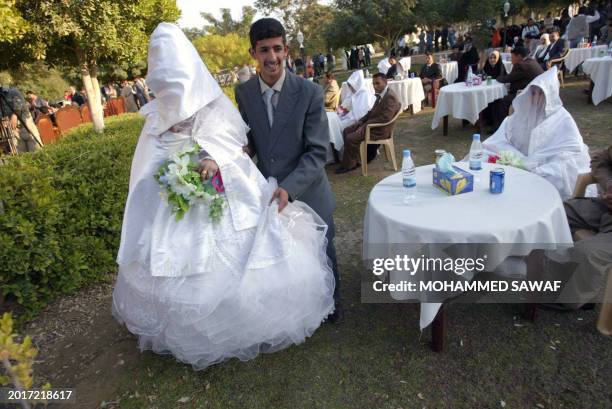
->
[235, 69, 336, 220]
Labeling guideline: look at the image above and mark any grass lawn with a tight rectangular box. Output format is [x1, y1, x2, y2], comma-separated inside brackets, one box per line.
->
[27, 74, 612, 409]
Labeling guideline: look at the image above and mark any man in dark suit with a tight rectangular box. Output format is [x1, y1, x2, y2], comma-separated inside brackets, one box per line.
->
[419, 52, 443, 94]
[385, 56, 399, 79]
[493, 46, 544, 126]
[539, 29, 568, 69]
[336, 73, 401, 174]
[235, 18, 343, 322]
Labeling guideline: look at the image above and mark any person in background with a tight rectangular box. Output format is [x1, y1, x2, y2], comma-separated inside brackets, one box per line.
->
[134, 77, 150, 108]
[338, 70, 375, 130]
[457, 36, 479, 82]
[24, 90, 50, 122]
[522, 18, 540, 40]
[364, 45, 371, 67]
[326, 50, 335, 70]
[419, 52, 443, 97]
[559, 8, 572, 36]
[495, 46, 543, 114]
[336, 73, 401, 174]
[0, 86, 43, 153]
[483, 50, 507, 79]
[120, 80, 139, 113]
[69, 86, 86, 106]
[532, 33, 551, 60]
[490, 27, 502, 48]
[538, 29, 568, 69]
[101, 81, 117, 102]
[323, 71, 340, 112]
[566, 6, 600, 48]
[419, 30, 426, 54]
[544, 12, 555, 32]
[385, 55, 399, 79]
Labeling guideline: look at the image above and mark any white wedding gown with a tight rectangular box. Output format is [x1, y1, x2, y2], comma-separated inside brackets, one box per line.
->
[113, 125, 335, 369]
[112, 23, 335, 370]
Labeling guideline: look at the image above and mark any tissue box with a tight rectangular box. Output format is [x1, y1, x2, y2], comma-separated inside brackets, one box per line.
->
[432, 166, 474, 195]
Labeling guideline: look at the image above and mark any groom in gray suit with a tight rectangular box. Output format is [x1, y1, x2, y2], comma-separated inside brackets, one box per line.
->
[235, 18, 342, 322]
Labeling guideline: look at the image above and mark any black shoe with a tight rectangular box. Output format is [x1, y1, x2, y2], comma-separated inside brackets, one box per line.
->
[327, 304, 344, 324]
[335, 165, 359, 174]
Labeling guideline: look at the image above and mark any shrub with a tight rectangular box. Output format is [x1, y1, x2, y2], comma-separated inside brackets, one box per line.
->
[0, 114, 143, 321]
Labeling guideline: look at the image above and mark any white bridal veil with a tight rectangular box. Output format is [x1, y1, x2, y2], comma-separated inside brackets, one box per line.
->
[483, 67, 591, 199]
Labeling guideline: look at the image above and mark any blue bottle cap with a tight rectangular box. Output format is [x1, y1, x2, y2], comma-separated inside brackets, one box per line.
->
[403, 149, 411, 156]
[473, 134, 481, 141]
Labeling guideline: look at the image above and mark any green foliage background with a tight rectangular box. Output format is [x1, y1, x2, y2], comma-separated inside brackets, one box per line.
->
[0, 114, 143, 321]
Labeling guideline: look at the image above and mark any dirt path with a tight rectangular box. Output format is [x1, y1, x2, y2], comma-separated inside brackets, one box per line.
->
[25, 281, 138, 409]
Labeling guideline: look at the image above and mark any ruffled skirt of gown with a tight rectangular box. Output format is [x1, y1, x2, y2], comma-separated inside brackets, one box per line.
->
[112, 183, 335, 370]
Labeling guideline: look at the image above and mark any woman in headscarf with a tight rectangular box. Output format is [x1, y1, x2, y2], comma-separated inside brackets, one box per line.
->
[113, 23, 335, 370]
[338, 70, 375, 130]
[483, 67, 592, 200]
[532, 33, 551, 61]
[483, 51, 507, 79]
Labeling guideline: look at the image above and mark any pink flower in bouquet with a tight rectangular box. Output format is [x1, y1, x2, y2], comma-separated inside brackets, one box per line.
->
[488, 155, 500, 164]
[211, 171, 224, 193]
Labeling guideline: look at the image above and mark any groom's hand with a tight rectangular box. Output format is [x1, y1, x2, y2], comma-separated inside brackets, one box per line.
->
[198, 159, 219, 181]
[270, 187, 289, 212]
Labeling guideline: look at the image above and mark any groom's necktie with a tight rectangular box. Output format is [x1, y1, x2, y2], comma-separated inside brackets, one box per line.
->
[263, 88, 276, 128]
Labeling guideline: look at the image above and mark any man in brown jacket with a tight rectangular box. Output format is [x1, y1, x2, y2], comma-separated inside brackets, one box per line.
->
[493, 46, 544, 127]
[335, 73, 401, 174]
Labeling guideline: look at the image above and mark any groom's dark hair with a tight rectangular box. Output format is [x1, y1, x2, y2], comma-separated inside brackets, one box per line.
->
[249, 18, 286, 49]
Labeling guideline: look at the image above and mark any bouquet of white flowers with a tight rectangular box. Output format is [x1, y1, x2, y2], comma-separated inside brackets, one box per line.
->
[488, 151, 526, 169]
[155, 143, 225, 221]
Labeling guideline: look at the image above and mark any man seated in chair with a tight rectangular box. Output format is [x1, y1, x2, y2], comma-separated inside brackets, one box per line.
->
[335, 73, 401, 174]
[419, 52, 443, 103]
[531, 146, 612, 310]
[385, 56, 399, 79]
[537, 29, 568, 70]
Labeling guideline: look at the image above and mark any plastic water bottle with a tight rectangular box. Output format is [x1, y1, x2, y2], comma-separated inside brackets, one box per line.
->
[466, 66, 474, 87]
[469, 134, 483, 170]
[402, 149, 417, 203]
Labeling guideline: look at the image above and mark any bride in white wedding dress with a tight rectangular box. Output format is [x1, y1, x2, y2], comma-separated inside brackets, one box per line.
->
[112, 23, 335, 370]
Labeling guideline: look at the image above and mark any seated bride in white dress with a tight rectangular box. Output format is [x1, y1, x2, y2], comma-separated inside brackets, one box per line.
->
[112, 23, 335, 370]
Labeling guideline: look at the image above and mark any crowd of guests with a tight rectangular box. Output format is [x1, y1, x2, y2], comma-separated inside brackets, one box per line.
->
[0, 77, 153, 155]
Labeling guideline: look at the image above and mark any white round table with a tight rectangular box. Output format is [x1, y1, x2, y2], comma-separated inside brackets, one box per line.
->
[340, 77, 425, 113]
[363, 163, 573, 329]
[565, 45, 608, 72]
[439, 61, 458, 84]
[583, 56, 612, 106]
[431, 81, 508, 134]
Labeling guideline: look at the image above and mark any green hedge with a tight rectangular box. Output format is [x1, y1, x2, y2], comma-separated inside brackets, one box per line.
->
[0, 114, 143, 321]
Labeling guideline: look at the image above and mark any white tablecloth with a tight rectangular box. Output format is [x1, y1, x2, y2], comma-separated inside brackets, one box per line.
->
[341, 77, 425, 113]
[431, 81, 508, 129]
[363, 163, 573, 329]
[440, 61, 458, 84]
[327, 111, 344, 151]
[500, 52, 511, 62]
[583, 56, 612, 105]
[565, 45, 608, 72]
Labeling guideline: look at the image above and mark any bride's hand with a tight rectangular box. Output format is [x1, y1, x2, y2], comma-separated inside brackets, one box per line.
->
[199, 159, 219, 180]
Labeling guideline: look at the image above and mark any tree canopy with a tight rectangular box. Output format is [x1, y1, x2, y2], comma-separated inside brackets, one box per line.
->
[202, 6, 256, 36]
[193, 33, 252, 73]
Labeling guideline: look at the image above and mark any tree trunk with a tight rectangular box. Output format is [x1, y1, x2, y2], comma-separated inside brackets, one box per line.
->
[76, 46, 105, 133]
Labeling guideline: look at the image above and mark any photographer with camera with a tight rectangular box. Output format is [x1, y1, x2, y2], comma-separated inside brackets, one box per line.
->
[0, 86, 43, 154]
